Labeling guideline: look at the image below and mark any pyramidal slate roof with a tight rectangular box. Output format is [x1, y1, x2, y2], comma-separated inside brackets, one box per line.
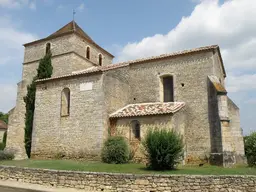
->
[24, 21, 114, 57]
[48, 21, 94, 42]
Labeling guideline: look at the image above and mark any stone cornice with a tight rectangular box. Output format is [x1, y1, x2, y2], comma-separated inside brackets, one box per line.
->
[23, 51, 98, 66]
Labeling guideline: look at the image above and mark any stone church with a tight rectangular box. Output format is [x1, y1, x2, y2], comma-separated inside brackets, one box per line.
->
[6, 21, 245, 166]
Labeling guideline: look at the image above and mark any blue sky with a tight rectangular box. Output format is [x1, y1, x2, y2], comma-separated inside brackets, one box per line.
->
[0, 0, 256, 134]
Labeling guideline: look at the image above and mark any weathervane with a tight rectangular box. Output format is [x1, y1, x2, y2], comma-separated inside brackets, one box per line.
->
[73, 9, 76, 21]
[72, 9, 76, 31]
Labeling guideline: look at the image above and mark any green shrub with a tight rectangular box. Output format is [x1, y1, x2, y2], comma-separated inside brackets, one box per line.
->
[0, 143, 5, 150]
[244, 132, 256, 167]
[54, 152, 66, 159]
[3, 131, 7, 145]
[0, 151, 14, 160]
[143, 128, 183, 170]
[101, 136, 129, 164]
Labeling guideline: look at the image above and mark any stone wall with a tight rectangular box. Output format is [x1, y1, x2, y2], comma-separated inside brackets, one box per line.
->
[227, 97, 245, 163]
[72, 35, 113, 66]
[0, 166, 255, 192]
[113, 112, 186, 161]
[32, 73, 106, 159]
[126, 51, 214, 161]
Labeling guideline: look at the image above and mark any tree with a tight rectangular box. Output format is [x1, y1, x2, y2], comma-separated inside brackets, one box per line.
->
[36, 53, 53, 79]
[0, 112, 8, 124]
[23, 52, 53, 158]
[244, 132, 256, 167]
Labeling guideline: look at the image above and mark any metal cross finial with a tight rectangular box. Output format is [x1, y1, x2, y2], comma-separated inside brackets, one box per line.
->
[73, 9, 76, 21]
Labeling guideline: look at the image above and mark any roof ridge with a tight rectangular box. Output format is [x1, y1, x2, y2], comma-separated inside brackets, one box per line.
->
[113, 45, 219, 66]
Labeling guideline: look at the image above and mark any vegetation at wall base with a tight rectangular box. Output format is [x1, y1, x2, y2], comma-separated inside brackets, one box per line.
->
[0, 131, 7, 150]
[101, 136, 130, 164]
[0, 151, 14, 160]
[143, 128, 183, 170]
[23, 53, 53, 158]
[244, 132, 256, 167]
[0, 160, 255, 175]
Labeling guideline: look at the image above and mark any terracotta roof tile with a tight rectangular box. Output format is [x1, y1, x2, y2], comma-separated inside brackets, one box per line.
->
[0, 120, 7, 129]
[114, 45, 219, 66]
[109, 102, 185, 118]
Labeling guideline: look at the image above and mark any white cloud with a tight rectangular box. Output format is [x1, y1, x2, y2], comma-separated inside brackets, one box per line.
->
[0, 16, 37, 66]
[227, 74, 256, 93]
[0, 0, 36, 9]
[77, 3, 84, 12]
[0, 16, 37, 112]
[29, 1, 36, 10]
[116, 0, 256, 94]
[0, 83, 17, 112]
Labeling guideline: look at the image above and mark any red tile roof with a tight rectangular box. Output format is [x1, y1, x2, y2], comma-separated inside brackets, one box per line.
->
[36, 45, 223, 83]
[0, 120, 7, 129]
[109, 102, 185, 118]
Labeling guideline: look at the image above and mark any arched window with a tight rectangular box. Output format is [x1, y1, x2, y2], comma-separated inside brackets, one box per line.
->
[131, 120, 140, 140]
[162, 76, 174, 102]
[61, 88, 70, 116]
[86, 46, 90, 59]
[46, 43, 51, 54]
[99, 54, 102, 66]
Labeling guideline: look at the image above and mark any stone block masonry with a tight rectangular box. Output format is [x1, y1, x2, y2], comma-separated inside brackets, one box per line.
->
[0, 166, 256, 192]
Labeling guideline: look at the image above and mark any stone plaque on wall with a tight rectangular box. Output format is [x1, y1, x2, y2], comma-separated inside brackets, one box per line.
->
[80, 82, 93, 91]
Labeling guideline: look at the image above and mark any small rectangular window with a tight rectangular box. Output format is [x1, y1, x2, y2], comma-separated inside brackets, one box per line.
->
[163, 76, 174, 102]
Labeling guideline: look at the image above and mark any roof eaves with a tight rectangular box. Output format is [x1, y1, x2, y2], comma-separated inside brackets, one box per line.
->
[35, 69, 102, 83]
[23, 31, 73, 47]
[74, 32, 114, 58]
[113, 45, 219, 66]
[215, 46, 227, 78]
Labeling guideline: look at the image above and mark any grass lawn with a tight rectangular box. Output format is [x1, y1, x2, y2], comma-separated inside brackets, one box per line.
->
[0, 160, 255, 175]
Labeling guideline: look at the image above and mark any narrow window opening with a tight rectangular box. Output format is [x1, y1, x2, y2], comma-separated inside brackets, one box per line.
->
[61, 88, 70, 116]
[163, 76, 174, 102]
[131, 120, 140, 140]
[46, 43, 51, 54]
[86, 47, 90, 59]
[99, 54, 102, 66]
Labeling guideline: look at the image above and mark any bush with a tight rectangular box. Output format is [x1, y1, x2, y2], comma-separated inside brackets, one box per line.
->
[0, 143, 5, 150]
[3, 131, 7, 145]
[143, 128, 183, 170]
[101, 136, 129, 164]
[244, 132, 256, 167]
[0, 151, 14, 161]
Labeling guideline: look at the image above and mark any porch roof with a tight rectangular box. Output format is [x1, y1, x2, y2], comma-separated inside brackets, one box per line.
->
[109, 102, 185, 118]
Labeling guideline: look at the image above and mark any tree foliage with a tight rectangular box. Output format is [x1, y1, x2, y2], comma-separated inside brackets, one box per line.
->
[244, 132, 256, 167]
[101, 136, 130, 164]
[0, 112, 8, 124]
[143, 128, 183, 170]
[36, 53, 53, 79]
[24, 52, 52, 158]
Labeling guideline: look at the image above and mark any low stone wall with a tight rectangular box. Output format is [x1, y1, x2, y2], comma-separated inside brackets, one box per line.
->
[0, 166, 256, 192]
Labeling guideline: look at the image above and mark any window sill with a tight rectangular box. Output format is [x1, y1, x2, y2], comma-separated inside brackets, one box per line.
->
[61, 114, 70, 118]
